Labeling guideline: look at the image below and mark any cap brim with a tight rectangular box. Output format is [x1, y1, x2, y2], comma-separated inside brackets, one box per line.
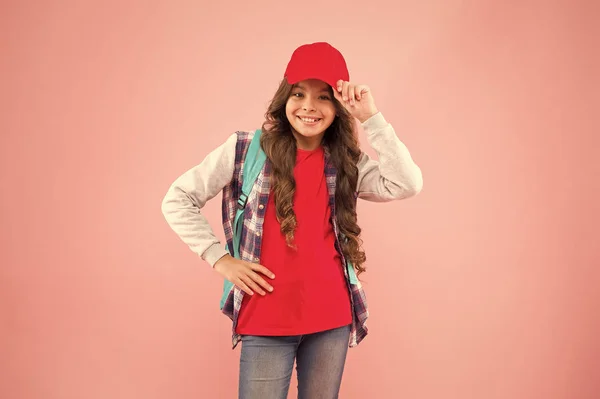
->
[285, 74, 337, 88]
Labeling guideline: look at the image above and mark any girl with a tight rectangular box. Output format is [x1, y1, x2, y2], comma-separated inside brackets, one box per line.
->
[161, 42, 423, 399]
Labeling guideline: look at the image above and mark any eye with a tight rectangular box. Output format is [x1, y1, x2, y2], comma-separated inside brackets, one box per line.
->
[319, 95, 331, 100]
[292, 92, 303, 98]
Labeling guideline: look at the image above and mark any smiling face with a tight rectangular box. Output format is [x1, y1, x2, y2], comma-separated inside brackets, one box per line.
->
[285, 79, 337, 150]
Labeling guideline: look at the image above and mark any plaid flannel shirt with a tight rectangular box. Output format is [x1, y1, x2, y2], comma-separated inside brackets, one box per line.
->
[220, 130, 369, 349]
[161, 112, 423, 350]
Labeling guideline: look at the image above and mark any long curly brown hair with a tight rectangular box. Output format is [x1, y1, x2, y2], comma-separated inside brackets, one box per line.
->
[259, 78, 367, 277]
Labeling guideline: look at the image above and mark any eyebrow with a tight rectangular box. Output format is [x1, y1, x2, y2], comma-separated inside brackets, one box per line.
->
[294, 84, 330, 93]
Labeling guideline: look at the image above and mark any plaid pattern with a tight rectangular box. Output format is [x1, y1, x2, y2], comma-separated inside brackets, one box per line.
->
[220, 130, 369, 349]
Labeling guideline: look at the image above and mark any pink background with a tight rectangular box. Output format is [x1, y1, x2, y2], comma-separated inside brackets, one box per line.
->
[2, 1, 599, 398]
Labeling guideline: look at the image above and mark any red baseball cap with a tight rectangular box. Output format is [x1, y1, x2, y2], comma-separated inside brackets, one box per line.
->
[284, 42, 349, 88]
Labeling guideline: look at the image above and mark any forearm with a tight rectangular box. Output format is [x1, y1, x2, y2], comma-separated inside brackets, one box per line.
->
[357, 112, 423, 201]
[161, 133, 238, 266]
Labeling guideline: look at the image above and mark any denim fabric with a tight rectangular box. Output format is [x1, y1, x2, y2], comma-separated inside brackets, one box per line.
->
[238, 324, 351, 399]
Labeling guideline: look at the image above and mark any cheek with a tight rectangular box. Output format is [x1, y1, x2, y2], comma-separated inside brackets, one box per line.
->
[286, 100, 299, 113]
[323, 112, 337, 129]
[285, 102, 294, 120]
[324, 105, 337, 121]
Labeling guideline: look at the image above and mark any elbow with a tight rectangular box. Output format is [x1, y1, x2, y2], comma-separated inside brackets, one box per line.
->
[161, 187, 177, 219]
[409, 166, 424, 196]
[161, 185, 199, 220]
[161, 195, 170, 221]
[399, 182, 422, 200]
[394, 171, 423, 200]
[408, 173, 424, 197]
[408, 185, 422, 198]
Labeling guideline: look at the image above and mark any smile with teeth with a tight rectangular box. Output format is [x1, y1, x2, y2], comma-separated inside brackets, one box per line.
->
[297, 116, 322, 124]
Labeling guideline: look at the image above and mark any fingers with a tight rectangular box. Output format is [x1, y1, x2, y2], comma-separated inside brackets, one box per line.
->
[247, 271, 274, 295]
[235, 277, 255, 296]
[355, 85, 366, 100]
[248, 263, 275, 294]
[233, 262, 275, 296]
[335, 80, 366, 106]
[250, 263, 275, 279]
[347, 83, 356, 106]
[334, 80, 350, 104]
[333, 86, 344, 105]
[341, 81, 353, 104]
[336, 80, 350, 103]
[239, 274, 266, 296]
[216, 256, 277, 296]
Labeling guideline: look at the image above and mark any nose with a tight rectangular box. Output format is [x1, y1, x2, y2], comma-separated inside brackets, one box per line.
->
[301, 96, 316, 111]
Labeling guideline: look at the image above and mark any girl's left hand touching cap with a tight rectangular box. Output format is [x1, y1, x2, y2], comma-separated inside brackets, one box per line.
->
[333, 80, 380, 123]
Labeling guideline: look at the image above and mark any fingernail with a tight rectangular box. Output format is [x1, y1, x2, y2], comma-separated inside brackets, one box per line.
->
[343, 96, 347, 101]
[268, 287, 273, 292]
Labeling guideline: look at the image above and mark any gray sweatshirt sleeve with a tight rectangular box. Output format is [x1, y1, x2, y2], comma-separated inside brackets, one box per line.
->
[356, 112, 423, 201]
[161, 132, 238, 267]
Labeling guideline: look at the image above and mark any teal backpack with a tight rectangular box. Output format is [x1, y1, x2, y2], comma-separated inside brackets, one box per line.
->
[219, 129, 358, 309]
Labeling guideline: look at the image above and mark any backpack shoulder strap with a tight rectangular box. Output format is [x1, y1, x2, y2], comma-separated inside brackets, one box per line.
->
[238, 129, 267, 210]
[221, 129, 267, 309]
[231, 129, 266, 259]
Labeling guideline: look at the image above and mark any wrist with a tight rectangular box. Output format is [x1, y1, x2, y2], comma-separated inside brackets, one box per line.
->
[213, 254, 231, 269]
[358, 109, 379, 123]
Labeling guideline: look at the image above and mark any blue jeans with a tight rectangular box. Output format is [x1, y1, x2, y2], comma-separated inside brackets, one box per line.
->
[238, 324, 351, 399]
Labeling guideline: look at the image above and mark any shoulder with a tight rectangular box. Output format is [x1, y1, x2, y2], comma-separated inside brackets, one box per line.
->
[233, 128, 257, 150]
[235, 129, 255, 142]
[228, 129, 262, 168]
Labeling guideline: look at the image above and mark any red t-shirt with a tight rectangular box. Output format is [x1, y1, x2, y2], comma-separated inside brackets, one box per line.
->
[235, 146, 353, 336]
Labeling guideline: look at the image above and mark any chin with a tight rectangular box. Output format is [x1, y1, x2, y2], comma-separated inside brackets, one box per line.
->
[294, 126, 327, 137]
